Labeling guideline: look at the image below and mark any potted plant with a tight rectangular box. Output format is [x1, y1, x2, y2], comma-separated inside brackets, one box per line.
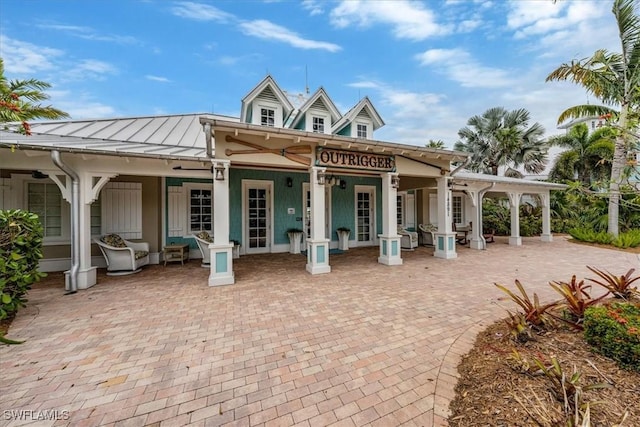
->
[286, 228, 304, 254]
[336, 227, 351, 251]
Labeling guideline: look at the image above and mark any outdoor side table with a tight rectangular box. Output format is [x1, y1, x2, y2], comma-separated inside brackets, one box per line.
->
[163, 244, 189, 266]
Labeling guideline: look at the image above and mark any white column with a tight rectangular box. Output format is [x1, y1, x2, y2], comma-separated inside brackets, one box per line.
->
[508, 191, 522, 246]
[466, 190, 483, 250]
[540, 191, 553, 242]
[378, 173, 402, 265]
[209, 160, 234, 286]
[53, 170, 99, 290]
[433, 177, 457, 259]
[306, 167, 331, 274]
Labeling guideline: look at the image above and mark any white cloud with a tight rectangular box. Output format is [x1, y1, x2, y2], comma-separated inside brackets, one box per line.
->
[60, 59, 117, 81]
[0, 35, 62, 74]
[36, 23, 140, 44]
[239, 20, 341, 52]
[347, 78, 456, 146]
[302, 0, 323, 16]
[330, 0, 450, 40]
[415, 48, 515, 88]
[146, 75, 171, 83]
[48, 90, 117, 119]
[170, 1, 235, 22]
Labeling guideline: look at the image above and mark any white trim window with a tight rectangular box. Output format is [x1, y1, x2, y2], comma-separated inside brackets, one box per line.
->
[396, 194, 404, 226]
[452, 195, 463, 225]
[28, 182, 63, 238]
[352, 120, 372, 139]
[186, 185, 212, 234]
[312, 116, 325, 133]
[252, 101, 283, 128]
[260, 107, 275, 127]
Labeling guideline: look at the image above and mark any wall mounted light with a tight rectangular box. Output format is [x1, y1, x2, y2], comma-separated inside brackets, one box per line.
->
[317, 170, 326, 185]
[214, 164, 225, 181]
[339, 179, 347, 190]
[391, 175, 400, 189]
[286, 177, 293, 188]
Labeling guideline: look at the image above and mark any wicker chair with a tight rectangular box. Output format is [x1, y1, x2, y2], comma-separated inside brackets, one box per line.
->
[418, 223, 437, 246]
[398, 226, 418, 250]
[94, 234, 149, 276]
[193, 231, 213, 267]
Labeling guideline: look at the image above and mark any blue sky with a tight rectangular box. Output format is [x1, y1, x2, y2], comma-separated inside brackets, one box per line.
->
[0, 0, 621, 148]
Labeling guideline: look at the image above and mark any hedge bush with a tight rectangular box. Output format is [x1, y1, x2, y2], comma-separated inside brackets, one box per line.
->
[584, 303, 640, 371]
[0, 209, 46, 320]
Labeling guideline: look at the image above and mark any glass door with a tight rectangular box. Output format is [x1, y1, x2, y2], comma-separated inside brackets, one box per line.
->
[245, 183, 271, 254]
[356, 188, 375, 245]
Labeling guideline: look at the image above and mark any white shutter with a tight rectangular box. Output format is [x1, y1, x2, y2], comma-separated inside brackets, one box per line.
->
[406, 193, 416, 229]
[0, 178, 11, 210]
[102, 182, 142, 239]
[167, 186, 186, 237]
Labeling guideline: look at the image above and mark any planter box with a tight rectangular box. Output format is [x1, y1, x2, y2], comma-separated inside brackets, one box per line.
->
[337, 230, 350, 251]
[287, 231, 303, 254]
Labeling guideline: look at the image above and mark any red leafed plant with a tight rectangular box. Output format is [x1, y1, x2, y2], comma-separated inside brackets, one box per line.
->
[586, 266, 640, 299]
[549, 275, 609, 329]
[495, 280, 559, 329]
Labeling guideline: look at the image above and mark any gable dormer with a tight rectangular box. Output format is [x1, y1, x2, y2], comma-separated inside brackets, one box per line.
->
[289, 87, 342, 135]
[331, 97, 384, 140]
[240, 75, 294, 128]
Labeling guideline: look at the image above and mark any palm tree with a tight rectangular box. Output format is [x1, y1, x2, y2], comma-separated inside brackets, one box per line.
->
[426, 139, 446, 149]
[546, 0, 640, 237]
[0, 58, 69, 134]
[548, 123, 615, 186]
[454, 107, 548, 177]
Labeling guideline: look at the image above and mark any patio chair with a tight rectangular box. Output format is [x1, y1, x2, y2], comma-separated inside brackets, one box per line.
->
[453, 223, 469, 245]
[94, 234, 150, 276]
[483, 228, 495, 243]
[193, 231, 213, 267]
[418, 223, 437, 246]
[398, 226, 418, 250]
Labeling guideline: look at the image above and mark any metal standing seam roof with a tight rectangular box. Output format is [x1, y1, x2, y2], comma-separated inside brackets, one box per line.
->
[0, 113, 239, 160]
[453, 171, 568, 190]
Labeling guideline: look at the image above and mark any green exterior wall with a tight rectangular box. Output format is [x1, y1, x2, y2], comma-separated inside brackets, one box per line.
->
[337, 124, 351, 137]
[164, 170, 383, 249]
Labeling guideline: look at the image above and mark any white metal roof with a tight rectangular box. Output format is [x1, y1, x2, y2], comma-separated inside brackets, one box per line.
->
[454, 172, 567, 190]
[0, 113, 239, 160]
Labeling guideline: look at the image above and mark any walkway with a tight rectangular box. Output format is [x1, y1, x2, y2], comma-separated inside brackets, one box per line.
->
[1, 237, 637, 426]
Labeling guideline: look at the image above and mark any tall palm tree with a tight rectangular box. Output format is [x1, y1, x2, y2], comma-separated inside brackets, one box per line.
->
[454, 107, 548, 177]
[0, 58, 69, 134]
[546, 0, 640, 237]
[548, 123, 615, 186]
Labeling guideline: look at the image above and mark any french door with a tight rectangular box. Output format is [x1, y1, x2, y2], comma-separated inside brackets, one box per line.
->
[243, 181, 272, 254]
[355, 186, 375, 246]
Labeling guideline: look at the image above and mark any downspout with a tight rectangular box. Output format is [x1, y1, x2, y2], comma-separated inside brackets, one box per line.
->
[477, 182, 495, 250]
[51, 150, 79, 293]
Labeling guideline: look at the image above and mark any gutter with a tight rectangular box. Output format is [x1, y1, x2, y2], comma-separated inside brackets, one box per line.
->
[51, 150, 79, 294]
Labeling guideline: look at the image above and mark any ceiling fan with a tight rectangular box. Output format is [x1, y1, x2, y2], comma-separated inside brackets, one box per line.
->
[172, 165, 213, 172]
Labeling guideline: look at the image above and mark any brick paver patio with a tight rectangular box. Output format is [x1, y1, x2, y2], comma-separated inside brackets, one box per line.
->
[1, 237, 638, 427]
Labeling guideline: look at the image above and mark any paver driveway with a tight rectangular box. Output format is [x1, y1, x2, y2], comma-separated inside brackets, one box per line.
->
[1, 237, 638, 427]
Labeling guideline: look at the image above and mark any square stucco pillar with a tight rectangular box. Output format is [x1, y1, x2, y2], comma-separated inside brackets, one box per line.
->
[434, 177, 457, 259]
[378, 172, 402, 265]
[306, 167, 331, 274]
[209, 160, 234, 286]
[540, 191, 553, 242]
[508, 191, 522, 246]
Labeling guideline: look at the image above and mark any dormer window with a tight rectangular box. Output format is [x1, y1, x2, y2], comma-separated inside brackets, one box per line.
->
[312, 116, 325, 133]
[357, 123, 368, 139]
[261, 108, 275, 127]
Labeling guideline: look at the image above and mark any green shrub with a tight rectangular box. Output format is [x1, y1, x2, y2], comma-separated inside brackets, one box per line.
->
[0, 210, 46, 320]
[612, 229, 640, 249]
[584, 303, 640, 371]
[568, 227, 614, 245]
